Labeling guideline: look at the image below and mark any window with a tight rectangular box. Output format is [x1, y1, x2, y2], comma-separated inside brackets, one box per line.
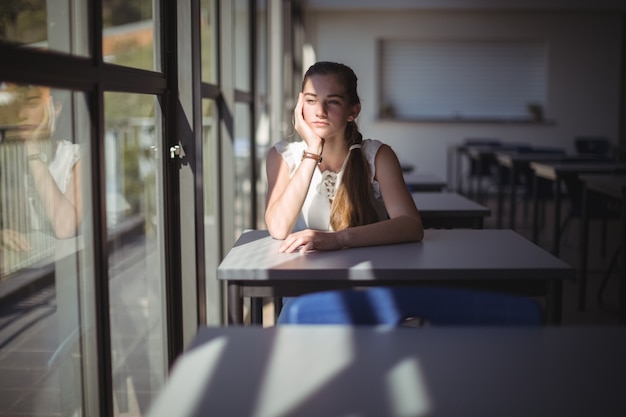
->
[379, 39, 548, 122]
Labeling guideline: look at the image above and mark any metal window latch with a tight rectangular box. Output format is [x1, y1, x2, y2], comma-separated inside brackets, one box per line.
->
[169, 145, 181, 159]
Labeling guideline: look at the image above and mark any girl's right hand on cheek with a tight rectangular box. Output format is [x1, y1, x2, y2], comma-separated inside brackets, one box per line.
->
[294, 93, 323, 153]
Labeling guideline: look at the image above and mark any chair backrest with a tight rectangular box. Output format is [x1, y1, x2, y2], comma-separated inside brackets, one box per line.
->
[574, 137, 611, 159]
[277, 287, 544, 326]
[464, 138, 501, 147]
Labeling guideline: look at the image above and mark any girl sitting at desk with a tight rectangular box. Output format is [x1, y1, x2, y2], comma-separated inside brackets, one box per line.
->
[265, 61, 423, 253]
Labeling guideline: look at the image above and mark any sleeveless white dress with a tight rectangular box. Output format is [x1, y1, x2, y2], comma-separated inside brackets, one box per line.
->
[274, 138, 389, 232]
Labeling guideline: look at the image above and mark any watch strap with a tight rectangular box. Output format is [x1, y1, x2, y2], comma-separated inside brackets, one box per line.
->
[302, 150, 322, 165]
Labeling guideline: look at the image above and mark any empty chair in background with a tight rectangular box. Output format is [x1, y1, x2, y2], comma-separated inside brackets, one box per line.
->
[277, 286, 544, 326]
[461, 138, 501, 196]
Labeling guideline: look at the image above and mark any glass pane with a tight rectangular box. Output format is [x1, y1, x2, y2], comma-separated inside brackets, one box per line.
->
[103, 0, 158, 71]
[234, 0, 250, 90]
[104, 92, 167, 415]
[202, 99, 221, 324]
[0, 83, 95, 415]
[255, 0, 269, 228]
[200, 0, 217, 83]
[0, 0, 89, 55]
[234, 102, 252, 238]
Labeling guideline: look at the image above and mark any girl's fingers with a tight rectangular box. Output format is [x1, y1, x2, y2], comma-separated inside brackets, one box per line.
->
[299, 242, 314, 254]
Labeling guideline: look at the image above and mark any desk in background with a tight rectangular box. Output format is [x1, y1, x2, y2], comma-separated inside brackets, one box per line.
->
[578, 174, 626, 323]
[403, 172, 446, 192]
[464, 143, 531, 202]
[147, 326, 626, 417]
[494, 151, 567, 229]
[412, 191, 490, 229]
[218, 229, 573, 325]
[529, 161, 626, 255]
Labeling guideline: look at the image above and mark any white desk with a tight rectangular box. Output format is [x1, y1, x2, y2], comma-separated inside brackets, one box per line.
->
[218, 229, 573, 325]
[148, 326, 626, 417]
[403, 173, 447, 192]
[412, 191, 491, 229]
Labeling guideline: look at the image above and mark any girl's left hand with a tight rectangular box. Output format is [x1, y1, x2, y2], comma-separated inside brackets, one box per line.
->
[279, 229, 342, 253]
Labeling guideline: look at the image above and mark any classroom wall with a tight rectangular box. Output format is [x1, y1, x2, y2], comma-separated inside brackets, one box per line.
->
[302, 9, 623, 182]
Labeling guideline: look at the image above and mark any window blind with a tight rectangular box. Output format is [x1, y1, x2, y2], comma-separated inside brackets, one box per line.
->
[380, 40, 548, 121]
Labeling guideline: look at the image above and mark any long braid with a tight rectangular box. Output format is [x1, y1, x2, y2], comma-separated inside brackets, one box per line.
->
[330, 121, 379, 230]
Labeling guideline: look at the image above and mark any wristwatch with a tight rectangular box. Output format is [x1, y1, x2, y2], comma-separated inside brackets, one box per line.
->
[302, 150, 323, 165]
[27, 153, 48, 163]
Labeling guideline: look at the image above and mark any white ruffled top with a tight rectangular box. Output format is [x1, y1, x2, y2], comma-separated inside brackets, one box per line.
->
[28, 140, 80, 231]
[48, 140, 81, 193]
[273, 138, 389, 231]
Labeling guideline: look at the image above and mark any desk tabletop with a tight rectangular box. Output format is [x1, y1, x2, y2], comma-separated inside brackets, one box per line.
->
[580, 174, 626, 198]
[412, 192, 490, 217]
[148, 326, 626, 417]
[217, 229, 573, 282]
[466, 143, 530, 158]
[530, 161, 626, 179]
[403, 173, 446, 186]
[495, 151, 567, 166]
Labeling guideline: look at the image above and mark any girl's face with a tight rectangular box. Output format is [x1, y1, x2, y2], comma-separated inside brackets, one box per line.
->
[301, 74, 360, 141]
[17, 86, 53, 140]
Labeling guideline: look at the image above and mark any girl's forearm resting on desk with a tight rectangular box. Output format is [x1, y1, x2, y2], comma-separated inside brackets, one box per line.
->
[339, 215, 424, 247]
[278, 215, 423, 254]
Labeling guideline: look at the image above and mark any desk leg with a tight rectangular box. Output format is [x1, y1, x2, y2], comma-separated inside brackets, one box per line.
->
[496, 164, 505, 228]
[446, 147, 455, 189]
[509, 164, 517, 230]
[620, 189, 626, 324]
[578, 184, 591, 311]
[456, 150, 464, 194]
[227, 282, 244, 325]
[250, 298, 264, 325]
[532, 174, 540, 243]
[552, 177, 562, 256]
[546, 279, 563, 325]
[274, 297, 283, 322]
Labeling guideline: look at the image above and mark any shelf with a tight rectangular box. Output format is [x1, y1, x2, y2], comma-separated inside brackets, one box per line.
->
[377, 116, 556, 125]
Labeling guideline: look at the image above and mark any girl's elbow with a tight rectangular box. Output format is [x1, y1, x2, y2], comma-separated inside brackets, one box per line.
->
[265, 220, 289, 240]
[412, 216, 424, 242]
[54, 226, 78, 240]
[414, 227, 424, 242]
[268, 228, 288, 240]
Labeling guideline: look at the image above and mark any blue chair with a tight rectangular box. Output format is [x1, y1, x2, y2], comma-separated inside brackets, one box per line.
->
[277, 287, 544, 326]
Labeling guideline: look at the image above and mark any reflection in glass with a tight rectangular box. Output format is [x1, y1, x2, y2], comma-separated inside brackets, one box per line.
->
[0, 83, 91, 416]
[202, 99, 221, 324]
[105, 92, 166, 416]
[102, 0, 157, 71]
[234, 0, 250, 90]
[200, 0, 216, 83]
[0, 1, 88, 56]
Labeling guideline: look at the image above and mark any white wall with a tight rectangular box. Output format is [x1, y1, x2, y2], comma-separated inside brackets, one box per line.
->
[303, 10, 623, 182]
